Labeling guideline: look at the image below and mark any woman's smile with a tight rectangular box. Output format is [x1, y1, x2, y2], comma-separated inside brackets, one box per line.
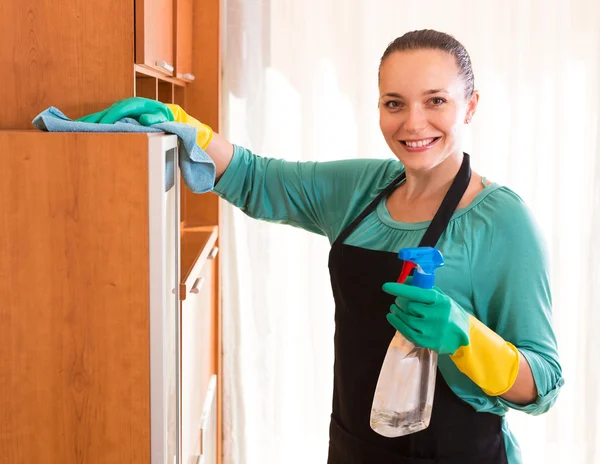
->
[400, 136, 442, 152]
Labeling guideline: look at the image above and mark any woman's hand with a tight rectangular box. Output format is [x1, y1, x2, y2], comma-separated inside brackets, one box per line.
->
[383, 281, 470, 355]
[383, 280, 525, 398]
[77, 97, 234, 179]
[77, 96, 174, 125]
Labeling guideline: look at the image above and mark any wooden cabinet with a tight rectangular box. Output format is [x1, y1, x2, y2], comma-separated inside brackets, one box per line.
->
[0, 0, 206, 127]
[135, 0, 196, 82]
[135, 0, 175, 76]
[0, 132, 181, 463]
[0, 1, 135, 130]
[1, 0, 224, 461]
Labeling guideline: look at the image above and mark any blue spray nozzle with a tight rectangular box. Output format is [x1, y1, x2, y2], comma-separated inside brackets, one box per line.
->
[397, 247, 444, 289]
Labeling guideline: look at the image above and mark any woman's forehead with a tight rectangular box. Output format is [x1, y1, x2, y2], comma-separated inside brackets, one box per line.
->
[379, 49, 463, 96]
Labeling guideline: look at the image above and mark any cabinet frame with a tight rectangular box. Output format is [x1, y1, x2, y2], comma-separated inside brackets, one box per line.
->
[148, 134, 181, 462]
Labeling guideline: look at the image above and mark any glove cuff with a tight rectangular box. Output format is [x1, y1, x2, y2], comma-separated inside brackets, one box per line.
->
[450, 315, 520, 396]
[166, 104, 214, 149]
[197, 125, 214, 150]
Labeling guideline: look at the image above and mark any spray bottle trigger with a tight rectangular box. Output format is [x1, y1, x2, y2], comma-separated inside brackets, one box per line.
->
[397, 261, 416, 284]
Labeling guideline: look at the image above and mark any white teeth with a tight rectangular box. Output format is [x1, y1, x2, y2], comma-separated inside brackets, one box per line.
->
[405, 138, 435, 148]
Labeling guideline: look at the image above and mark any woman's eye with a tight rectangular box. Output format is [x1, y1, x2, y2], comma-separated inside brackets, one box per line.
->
[429, 97, 446, 106]
[385, 101, 402, 110]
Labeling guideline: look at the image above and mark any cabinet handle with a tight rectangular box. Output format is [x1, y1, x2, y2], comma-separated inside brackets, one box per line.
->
[190, 277, 205, 294]
[182, 73, 196, 81]
[156, 60, 174, 72]
[208, 247, 219, 260]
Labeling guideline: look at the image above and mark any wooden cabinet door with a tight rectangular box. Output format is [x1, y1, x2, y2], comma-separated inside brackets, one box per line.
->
[175, 0, 194, 82]
[0, 132, 157, 463]
[181, 255, 216, 460]
[136, 0, 174, 76]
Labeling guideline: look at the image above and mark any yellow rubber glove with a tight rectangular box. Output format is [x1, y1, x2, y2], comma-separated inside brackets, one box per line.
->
[165, 104, 214, 150]
[450, 315, 520, 396]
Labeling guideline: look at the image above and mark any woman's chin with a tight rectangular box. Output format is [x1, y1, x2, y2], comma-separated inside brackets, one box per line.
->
[394, 147, 455, 173]
[395, 153, 440, 172]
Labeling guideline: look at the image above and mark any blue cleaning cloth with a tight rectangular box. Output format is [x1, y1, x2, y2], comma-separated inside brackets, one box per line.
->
[32, 107, 216, 193]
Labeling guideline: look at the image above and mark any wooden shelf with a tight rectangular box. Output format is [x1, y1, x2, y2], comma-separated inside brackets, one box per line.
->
[135, 64, 189, 87]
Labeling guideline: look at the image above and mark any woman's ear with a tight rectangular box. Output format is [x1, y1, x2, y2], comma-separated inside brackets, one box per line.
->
[464, 90, 480, 124]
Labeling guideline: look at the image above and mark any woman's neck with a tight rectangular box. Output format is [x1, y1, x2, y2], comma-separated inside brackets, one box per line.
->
[401, 151, 464, 202]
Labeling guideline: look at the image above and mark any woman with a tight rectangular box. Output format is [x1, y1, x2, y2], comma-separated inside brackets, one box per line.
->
[91, 29, 563, 463]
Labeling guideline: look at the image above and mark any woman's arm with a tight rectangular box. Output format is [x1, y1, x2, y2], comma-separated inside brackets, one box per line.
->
[166, 103, 406, 240]
[205, 132, 235, 180]
[470, 188, 564, 413]
[501, 352, 537, 404]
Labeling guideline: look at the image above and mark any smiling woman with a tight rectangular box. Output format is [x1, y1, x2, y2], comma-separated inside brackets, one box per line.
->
[212, 0, 600, 458]
[118, 26, 563, 464]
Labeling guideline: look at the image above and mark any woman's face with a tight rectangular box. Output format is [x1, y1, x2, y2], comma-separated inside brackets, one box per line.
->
[379, 49, 479, 172]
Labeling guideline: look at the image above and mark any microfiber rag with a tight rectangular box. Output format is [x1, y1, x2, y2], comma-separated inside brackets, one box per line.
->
[32, 106, 216, 193]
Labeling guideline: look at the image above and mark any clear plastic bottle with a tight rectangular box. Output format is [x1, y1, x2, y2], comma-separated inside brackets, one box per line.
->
[370, 332, 437, 437]
[370, 247, 444, 438]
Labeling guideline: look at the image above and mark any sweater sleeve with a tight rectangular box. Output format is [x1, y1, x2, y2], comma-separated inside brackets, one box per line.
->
[469, 188, 564, 415]
[213, 144, 402, 241]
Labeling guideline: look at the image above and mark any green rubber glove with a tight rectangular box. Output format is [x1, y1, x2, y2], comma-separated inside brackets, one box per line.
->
[76, 97, 174, 126]
[382, 281, 470, 355]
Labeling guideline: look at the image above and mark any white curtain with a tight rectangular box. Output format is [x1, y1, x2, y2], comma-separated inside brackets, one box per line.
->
[219, 1, 600, 463]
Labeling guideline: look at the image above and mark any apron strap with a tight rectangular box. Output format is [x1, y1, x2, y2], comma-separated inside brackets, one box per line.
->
[333, 154, 471, 249]
[419, 153, 471, 247]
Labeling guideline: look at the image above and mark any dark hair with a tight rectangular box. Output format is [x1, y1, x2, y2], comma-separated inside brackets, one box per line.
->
[379, 29, 475, 98]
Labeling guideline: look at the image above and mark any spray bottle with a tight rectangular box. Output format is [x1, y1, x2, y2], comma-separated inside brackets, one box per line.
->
[370, 247, 444, 438]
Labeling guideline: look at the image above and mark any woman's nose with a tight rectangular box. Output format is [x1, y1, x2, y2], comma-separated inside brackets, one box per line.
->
[403, 107, 428, 133]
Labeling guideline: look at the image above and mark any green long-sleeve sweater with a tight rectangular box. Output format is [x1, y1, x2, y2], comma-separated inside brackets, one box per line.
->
[214, 145, 564, 463]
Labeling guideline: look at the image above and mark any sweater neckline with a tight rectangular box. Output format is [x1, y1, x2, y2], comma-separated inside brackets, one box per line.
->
[376, 182, 502, 230]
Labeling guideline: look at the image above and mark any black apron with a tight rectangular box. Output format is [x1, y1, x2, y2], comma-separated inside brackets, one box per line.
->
[327, 154, 508, 463]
